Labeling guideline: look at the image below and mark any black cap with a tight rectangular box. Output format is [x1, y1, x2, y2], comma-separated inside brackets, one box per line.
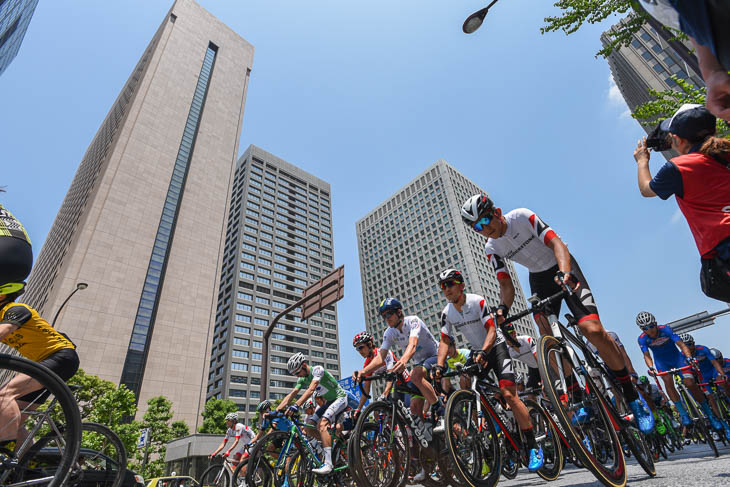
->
[659, 103, 716, 141]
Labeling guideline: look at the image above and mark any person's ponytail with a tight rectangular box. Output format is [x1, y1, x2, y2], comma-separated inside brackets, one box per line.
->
[699, 136, 730, 162]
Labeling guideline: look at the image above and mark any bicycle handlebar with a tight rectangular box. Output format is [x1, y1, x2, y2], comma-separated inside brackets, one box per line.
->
[651, 365, 691, 377]
[354, 370, 398, 399]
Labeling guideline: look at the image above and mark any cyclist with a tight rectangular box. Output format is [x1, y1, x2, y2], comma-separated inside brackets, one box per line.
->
[433, 268, 544, 471]
[637, 312, 728, 436]
[635, 376, 670, 436]
[277, 353, 353, 474]
[709, 348, 730, 396]
[444, 340, 472, 392]
[0, 196, 33, 298]
[351, 331, 410, 409]
[460, 193, 654, 433]
[250, 400, 294, 487]
[503, 323, 541, 396]
[210, 412, 255, 467]
[0, 286, 80, 447]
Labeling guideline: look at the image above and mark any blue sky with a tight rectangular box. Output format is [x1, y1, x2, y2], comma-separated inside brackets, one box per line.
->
[2, 0, 728, 389]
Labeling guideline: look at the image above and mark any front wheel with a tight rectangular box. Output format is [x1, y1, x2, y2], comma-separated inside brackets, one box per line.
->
[200, 464, 230, 487]
[444, 389, 501, 487]
[622, 426, 656, 476]
[524, 398, 564, 481]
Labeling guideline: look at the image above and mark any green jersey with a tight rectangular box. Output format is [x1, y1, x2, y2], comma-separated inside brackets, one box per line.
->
[296, 365, 346, 402]
[447, 348, 471, 370]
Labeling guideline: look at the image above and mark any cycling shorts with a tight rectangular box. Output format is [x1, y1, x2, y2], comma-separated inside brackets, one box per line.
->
[526, 367, 541, 389]
[655, 353, 693, 379]
[414, 354, 438, 372]
[0, 237, 32, 285]
[528, 255, 599, 324]
[317, 395, 348, 425]
[466, 343, 515, 388]
[18, 348, 80, 403]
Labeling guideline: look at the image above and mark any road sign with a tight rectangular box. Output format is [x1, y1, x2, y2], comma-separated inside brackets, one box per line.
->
[301, 266, 344, 321]
[338, 377, 365, 405]
[137, 428, 150, 449]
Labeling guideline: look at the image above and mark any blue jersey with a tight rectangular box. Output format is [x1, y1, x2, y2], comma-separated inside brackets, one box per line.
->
[692, 344, 717, 379]
[723, 358, 730, 374]
[261, 411, 292, 432]
[638, 325, 682, 361]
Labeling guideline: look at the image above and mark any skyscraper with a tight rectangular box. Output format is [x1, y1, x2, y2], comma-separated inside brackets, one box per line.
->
[206, 145, 340, 422]
[0, 0, 39, 76]
[356, 160, 536, 378]
[602, 18, 704, 159]
[23, 0, 254, 427]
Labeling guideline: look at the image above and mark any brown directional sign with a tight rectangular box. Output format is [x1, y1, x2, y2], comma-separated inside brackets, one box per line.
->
[301, 265, 344, 321]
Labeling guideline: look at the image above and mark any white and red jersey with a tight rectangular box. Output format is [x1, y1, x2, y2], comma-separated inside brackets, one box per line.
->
[507, 335, 538, 369]
[587, 330, 623, 356]
[364, 347, 411, 383]
[440, 293, 504, 348]
[225, 423, 255, 453]
[381, 315, 439, 364]
[485, 208, 559, 278]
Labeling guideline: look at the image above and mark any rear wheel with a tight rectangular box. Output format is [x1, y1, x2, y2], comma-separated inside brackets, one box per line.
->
[524, 399, 564, 481]
[696, 419, 719, 457]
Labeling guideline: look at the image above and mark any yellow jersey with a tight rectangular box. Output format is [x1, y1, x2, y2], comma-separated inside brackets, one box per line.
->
[0, 302, 75, 362]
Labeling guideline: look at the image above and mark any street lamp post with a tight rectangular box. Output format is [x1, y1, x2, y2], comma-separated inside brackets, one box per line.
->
[463, 0, 500, 34]
[51, 282, 88, 327]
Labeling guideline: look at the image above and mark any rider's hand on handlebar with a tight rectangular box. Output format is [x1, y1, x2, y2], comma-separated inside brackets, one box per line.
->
[353, 370, 363, 382]
[431, 364, 445, 380]
[554, 271, 580, 291]
[285, 404, 299, 417]
[475, 350, 488, 367]
[391, 360, 406, 374]
[648, 367, 656, 377]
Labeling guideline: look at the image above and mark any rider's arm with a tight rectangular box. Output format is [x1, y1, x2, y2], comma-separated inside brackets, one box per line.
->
[400, 336, 419, 364]
[481, 321, 497, 354]
[0, 305, 30, 341]
[0, 323, 18, 342]
[712, 359, 725, 376]
[436, 333, 451, 368]
[277, 387, 301, 412]
[226, 436, 240, 455]
[360, 348, 387, 377]
[546, 236, 571, 276]
[497, 275, 515, 310]
[643, 350, 655, 370]
[357, 381, 371, 409]
[676, 340, 693, 360]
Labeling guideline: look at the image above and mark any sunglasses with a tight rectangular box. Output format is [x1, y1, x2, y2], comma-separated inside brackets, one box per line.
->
[356, 345, 369, 351]
[440, 280, 463, 290]
[641, 324, 657, 331]
[473, 216, 492, 232]
[382, 310, 398, 319]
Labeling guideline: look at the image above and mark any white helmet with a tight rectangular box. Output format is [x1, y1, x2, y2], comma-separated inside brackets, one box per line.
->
[225, 412, 238, 422]
[635, 311, 657, 328]
[461, 194, 494, 224]
[287, 352, 306, 374]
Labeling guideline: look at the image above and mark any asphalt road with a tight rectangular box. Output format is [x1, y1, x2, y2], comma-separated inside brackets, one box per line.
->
[415, 442, 730, 487]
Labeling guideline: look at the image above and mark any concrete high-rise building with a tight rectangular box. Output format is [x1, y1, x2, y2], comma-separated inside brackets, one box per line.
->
[206, 145, 340, 422]
[602, 18, 705, 160]
[0, 0, 39, 76]
[356, 161, 537, 380]
[23, 0, 254, 427]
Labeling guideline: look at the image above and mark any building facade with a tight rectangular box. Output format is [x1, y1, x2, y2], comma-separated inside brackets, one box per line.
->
[602, 18, 705, 159]
[23, 0, 254, 427]
[0, 0, 39, 76]
[206, 145, 340, 422]
[356, 160, 537, 382]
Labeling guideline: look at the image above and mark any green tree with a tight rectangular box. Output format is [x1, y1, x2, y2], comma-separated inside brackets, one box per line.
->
[198, 398, 238, 434]
[67, 369, 116, 420]
[131, 396, 175, 479]
[172, 420, 190, 440]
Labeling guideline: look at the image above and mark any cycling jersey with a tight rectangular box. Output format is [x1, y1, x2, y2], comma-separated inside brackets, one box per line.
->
[447, 348, 471, 370]
[638, 325, 683, 362]
[364, 347, 410, 383]
[225, 423, 255, 455]
[296, 365, 346, 401]
[587, 331, 623, 356]
[261, 411, 292, 433]
[506, 335, 538, 369]
[723, 358, 730, 374]
[381, 315, 439, 365]
[440, 293, 504, 349]
[640, 384, 665, 404]
[484, 208, 558, 277]
[692, 344, 718, 380]
[0, 302, 75, 362]
[0, 204, 30, 244]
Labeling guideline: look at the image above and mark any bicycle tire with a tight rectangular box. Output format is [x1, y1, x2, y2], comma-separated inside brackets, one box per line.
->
[241, 430, 299, 487]
[536, 335, 626, 487]
[696, 419, 719, 458]
[622, 426, 656, 476]
[0, 353, 82, 487]
[332, 437, 356, 487]
[524, 398, 564, 481]
[351, 401, 409, 487]
[444, 389, 501, 487]
[499, 440, 518, 480]
[200, 464, 230, 487]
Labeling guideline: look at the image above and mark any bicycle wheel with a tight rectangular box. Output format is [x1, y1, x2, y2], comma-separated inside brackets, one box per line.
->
[696, 419, 719, 457]
[0, 353, 82, 487]
[537, 335, 626, 487]
[524, 398, 564, 481]
[622, 425, 656, 476]
[332, 438, 356, 487]
[444, 389, 501, 487]
[200, 464, 230, 487]
[499, 439, 518, 480]
[351, 401, 409, 487]
[241, 431, 299, 487]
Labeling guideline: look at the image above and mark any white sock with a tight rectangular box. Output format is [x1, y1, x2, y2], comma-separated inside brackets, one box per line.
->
[324, 446, 332, 466]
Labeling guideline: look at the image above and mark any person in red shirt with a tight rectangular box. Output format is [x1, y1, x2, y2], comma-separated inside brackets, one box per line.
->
[634, 104, 730, 303]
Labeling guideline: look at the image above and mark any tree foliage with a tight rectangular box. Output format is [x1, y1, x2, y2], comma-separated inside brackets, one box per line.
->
[130, 396, 177, 479]
[198, 398, 239, 434]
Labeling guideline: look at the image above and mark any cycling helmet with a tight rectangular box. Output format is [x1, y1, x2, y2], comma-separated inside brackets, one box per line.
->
[679, 333, 694, 346]
[378, 298, 402, 315]
[256, 400, 272, 413]
[502, 321, 515, 335]
[438, 269, 463, 284]
[635, 311, 657, 328]
[711, 348, 723, 361]
[638, 376, 650, 386]
[287, 352, 306, 374]
[0, 282, 26, 296]
[353, 331, 374, 348]
[461, 194, 494, 224]
[225, 412, 238, 422]
[304, 398, 315, 410]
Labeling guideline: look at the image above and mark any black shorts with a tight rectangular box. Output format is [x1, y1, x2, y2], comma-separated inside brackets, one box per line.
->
[528, 255, 599, 324]
[466, 342, 515, 388]
[0, 237, 32, 284]
[526, 367, 541, 389]
[18, 348, 79, 404]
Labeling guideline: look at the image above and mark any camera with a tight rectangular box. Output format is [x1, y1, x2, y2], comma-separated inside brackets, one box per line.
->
[646, 123, 671, 152]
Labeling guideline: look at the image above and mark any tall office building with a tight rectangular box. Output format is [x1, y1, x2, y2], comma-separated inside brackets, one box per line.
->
[602, 18, 704, 159]
[356, 160, 536, 379]
[23, 0, 254, 427]
[206, 145, 340, 422]
[0, 0, 39, 76]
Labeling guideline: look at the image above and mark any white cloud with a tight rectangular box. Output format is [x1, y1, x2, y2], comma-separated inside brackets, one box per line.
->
[607, 74, 632, 119]
[670, 208, 683, 224]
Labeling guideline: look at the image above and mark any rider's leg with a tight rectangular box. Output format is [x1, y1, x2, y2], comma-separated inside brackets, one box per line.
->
[318, 418, 333, 467]
[0, 373, 43, 443]
[409, 366, 438, 410]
